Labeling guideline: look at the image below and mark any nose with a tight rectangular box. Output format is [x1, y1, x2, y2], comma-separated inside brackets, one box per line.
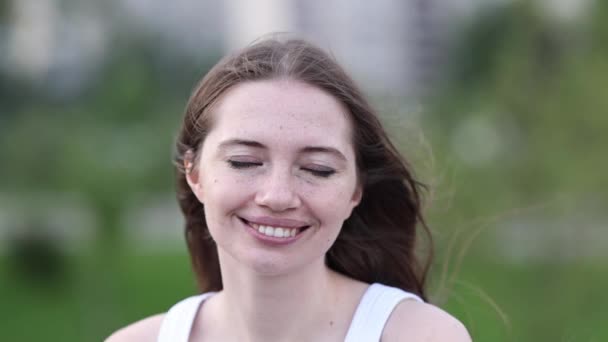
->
[254, 168, 301, 212]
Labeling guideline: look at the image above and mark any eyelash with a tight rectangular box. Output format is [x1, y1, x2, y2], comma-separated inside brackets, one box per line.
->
[228, 160, 262, 169]
[227, 161, 336, 178]
[307, 169, 335, 178]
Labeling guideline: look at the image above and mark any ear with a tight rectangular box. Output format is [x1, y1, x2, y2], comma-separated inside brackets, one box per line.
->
[184, 150, 204, 203]
[351, 184, 363, 207]
[344, 184, 363, 221]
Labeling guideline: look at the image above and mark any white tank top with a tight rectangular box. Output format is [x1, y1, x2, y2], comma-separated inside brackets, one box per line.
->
[157, 283, 422, 342]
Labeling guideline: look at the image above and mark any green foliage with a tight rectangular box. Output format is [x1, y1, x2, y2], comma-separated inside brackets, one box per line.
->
[425, 1, 608, 222]
[420, 2, 608, 340]
[0, 32, 218, 245]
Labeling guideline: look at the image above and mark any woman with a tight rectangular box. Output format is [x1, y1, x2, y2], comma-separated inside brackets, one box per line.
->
[107, 37, 471, 341]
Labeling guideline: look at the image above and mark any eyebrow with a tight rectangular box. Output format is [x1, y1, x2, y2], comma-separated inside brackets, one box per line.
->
[217, 138, 347, 161]
[218, 139, 265, 150]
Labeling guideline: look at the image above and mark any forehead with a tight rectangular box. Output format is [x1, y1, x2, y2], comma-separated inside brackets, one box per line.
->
[209, 79, 353, 149]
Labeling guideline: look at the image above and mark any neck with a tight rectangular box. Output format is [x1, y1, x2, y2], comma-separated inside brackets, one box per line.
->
[214, 249, 341, 342]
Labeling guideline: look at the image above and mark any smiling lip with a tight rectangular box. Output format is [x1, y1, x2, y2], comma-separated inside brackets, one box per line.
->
[240, 215, 310, 229]
[238, 215, 310, 245]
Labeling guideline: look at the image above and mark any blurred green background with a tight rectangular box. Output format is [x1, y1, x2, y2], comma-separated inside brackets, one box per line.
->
[1, 1, 606, 341]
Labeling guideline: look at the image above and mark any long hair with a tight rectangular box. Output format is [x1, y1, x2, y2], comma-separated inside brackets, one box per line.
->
[174, 36, 432, 300]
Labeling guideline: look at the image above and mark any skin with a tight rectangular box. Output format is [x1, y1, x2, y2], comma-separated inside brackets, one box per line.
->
[191, 78, 363, 279]
[106, 79, 471, 342]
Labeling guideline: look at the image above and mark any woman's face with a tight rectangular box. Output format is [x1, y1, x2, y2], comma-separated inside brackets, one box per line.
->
[187, 79, 361, 276]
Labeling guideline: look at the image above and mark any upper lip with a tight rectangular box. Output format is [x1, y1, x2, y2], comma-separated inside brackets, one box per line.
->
[239, 215, 310, 228]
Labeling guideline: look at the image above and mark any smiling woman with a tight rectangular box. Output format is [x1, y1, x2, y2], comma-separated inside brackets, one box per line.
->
[188, 79, 361, 279]
[106, 36, 471, 342]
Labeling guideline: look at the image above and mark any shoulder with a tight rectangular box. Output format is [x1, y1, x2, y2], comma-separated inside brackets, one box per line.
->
[105, 314, 166, 342]
[382, 300, 471, 342]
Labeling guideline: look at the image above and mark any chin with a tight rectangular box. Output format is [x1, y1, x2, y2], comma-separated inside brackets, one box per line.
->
[241, 252, 299, 276]
[240, 249, 323, 277]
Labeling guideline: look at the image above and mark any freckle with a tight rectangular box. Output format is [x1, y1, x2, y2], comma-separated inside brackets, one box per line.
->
[330, 320, 334, 326]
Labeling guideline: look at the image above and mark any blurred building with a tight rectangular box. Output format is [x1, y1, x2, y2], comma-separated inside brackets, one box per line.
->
[4, 0, 108, 95]
[0, 0, 482, 98]
[224, 0, 452, 97]
[2, 0, 594, 96]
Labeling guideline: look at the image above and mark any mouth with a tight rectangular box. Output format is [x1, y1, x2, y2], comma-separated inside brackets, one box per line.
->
[238, 217, 310, 239]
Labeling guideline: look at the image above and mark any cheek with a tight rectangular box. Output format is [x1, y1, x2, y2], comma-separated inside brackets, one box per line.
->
[307, 184, 357, 222]
[204, 175, 255, 214]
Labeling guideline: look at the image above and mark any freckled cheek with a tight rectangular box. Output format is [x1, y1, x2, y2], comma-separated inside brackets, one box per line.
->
[205, 174, 257, 208]
[322, 178, 355, 200]
[306, 187, 354, 220]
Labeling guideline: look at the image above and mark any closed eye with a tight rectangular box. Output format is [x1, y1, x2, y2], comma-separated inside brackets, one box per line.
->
[228, 160, 263, 169]
[228, 160, 335, 177]
[303, 167, 336, 178]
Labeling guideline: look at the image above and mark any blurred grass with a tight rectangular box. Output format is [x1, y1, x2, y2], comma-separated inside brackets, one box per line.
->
[0, 248, 195, 341]
[1, 251, 606, 341]
[0, 251, 195, 341]
[445, 257, 608, 341]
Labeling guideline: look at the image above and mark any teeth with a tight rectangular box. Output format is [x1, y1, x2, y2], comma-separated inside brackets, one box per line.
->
[250, 223, 299, 238]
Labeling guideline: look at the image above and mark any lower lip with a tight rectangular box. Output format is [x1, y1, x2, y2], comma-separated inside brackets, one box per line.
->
[240, 218, 305, 246]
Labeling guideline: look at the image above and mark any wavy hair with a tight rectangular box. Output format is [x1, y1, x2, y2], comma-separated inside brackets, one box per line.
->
[174, 36, 432, 300]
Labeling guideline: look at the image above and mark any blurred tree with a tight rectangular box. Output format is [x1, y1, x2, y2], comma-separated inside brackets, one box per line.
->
[0, 29, 219, 250]
[426, 0, 608, 217]
[423, 1, 608, 340]
[6, 219, 68, 288]
[0, 25, 220, 337]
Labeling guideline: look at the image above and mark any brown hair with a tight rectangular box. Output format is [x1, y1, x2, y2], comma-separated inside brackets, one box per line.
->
[174, 36, 432, 300]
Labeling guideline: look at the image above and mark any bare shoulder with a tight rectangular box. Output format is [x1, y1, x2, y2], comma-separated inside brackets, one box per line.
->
[105, 314, 166, 342]
[382, 300, 471, 342]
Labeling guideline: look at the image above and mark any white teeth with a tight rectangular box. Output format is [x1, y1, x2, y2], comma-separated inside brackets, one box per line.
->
[250, 222, 299, 238]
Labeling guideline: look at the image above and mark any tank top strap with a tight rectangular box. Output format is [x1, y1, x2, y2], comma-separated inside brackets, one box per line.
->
[157, 292, 216, 342]
[344, 283, 423, 342]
